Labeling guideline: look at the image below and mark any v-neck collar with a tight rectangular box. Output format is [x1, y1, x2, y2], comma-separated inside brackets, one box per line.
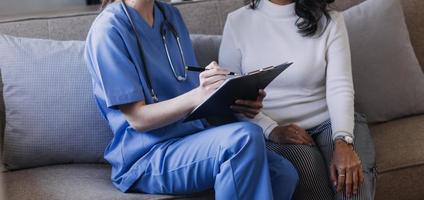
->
[122, 2, 163, 32]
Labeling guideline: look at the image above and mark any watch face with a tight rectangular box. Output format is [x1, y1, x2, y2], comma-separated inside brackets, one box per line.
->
[344, 136, 354, 144]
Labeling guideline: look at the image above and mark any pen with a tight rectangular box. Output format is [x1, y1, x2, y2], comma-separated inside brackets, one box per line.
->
[185, 66, 240, 76]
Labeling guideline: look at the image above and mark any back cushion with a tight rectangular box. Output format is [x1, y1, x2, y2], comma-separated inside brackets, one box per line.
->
[0, 35, 112, 170]
[343, 0, 424, 123]
[190, 34, 222, 67]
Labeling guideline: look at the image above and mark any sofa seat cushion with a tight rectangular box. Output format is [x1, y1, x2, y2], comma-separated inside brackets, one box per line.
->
[371, 115, 424, 200]
[375, 164, 424, 200]
[370, 114, 424, 173]
[2, 164, 213, 200]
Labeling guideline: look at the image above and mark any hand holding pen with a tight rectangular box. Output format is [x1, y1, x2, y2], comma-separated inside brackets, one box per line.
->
[193, 61, 230, 104]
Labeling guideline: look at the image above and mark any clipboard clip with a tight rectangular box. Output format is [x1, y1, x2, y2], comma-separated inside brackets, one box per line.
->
[247, 62, 293, 75]
[247, 65, 277, 75]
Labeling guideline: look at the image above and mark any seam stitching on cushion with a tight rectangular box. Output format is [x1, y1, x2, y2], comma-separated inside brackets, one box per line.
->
[0, 13, 99, 24]
[378, 161, 424, 173]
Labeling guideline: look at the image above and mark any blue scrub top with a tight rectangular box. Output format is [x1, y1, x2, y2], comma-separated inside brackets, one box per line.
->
[84, 2, 206, 192]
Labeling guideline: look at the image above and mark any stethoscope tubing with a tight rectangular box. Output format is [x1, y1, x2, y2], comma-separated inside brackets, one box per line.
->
[121, 0, 187, 103]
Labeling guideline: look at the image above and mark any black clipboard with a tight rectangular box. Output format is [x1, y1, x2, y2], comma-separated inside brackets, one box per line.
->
[184, 62, 293, 122]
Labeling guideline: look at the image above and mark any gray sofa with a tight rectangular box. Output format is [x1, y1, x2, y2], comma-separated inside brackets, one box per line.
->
[1, 0, 424, 200]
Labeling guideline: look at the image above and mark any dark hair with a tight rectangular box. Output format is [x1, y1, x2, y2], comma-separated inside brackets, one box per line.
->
[248, 0, 335, 37]
[101, 0, 116, 9]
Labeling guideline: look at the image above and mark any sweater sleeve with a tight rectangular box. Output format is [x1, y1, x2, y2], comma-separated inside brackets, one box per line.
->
[219, 15, 279, 139]
[325, 13, 355, 140]
[247, 113, 279, 139]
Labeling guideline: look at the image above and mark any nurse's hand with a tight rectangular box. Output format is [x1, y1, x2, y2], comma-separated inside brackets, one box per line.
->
[231, 89, 266, 119]
[195, 61, 230, 104]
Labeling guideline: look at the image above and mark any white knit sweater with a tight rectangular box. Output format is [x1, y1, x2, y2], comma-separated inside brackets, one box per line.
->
[219, 0, 355, 140]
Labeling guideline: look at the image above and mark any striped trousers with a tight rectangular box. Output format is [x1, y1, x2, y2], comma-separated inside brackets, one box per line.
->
[267, 113, 377, 200]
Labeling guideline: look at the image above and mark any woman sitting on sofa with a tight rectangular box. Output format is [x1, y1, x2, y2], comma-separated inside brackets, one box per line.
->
[84, 0, 299, 199]
[219, 0, 376, 199]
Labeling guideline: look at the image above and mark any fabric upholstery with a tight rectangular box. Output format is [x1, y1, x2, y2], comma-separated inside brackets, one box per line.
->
[374, 165, 424, 200]
[2, 164, 213, 200]
[0, 35, 112, 170]
[370, 115, 424, 173]
[0, 0, 423, 200]
[332, 0, 365, 10]
[400, 0, 424, 71]
[343, 0, 424, 123]
[370, 115, 424, 199]
[334, 0, 424, 72]
[0, 0, 423, 72]
[190, 34, 222, 67]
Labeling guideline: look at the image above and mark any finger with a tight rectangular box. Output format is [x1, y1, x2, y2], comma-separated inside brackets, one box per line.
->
[293, 135, 311, 145]
[296, 128, 316, 146]
[205, 61, 218, 69]
[287, 137, 305, 145]
[287, 128, 309, 145]
[290, 124, 308, 134]
[287, 126, 298, 134]
[201, 74, 227, 87]
[235, 99, 262, 109]
[352, 169, 359, 196]
[257, 89, 266, 101]
[288, 124, 306, 135]
[298, 132, 315, 146]
[206, 80, 225, 91]
[337, 168, 346, 192]
[345, 169, 353, 197]
[200, 68, 230, 78]
[206, 62, 230, 74]
[359, 166, 365, 185]
[287, 127, 311, 145]
[330, 164, 338, 187]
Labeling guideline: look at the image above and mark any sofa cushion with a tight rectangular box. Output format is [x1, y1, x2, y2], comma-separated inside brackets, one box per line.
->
[400, 0, 424, 71]
[190, 34, 222, 67]
[343, 0, 424, 123]
[370, 115, 424, 199]
[2, 164, 213, 200]
[0, 35, 113, 170]
[375, 165, 424, 200]
[370, 115, 424, 173]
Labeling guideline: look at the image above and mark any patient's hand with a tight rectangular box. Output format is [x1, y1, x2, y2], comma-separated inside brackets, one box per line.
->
[269, 124, 315, 146]
[230, 89, 266, 118]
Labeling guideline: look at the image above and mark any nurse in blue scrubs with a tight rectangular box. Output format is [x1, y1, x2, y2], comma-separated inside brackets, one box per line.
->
[84, 0, 298, 199]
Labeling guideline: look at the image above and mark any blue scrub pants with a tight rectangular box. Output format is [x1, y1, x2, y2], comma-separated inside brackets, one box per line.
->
[131, 122, 299, 200]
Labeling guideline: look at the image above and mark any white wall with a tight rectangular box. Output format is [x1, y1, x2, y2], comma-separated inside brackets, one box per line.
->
[0, 0, 87, 16]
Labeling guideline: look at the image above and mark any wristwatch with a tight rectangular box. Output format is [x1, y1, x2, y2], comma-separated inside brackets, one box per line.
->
[335, 135, 354, 145]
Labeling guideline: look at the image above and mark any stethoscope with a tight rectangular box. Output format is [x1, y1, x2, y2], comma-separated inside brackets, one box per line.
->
[121, 0, 187, 103]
